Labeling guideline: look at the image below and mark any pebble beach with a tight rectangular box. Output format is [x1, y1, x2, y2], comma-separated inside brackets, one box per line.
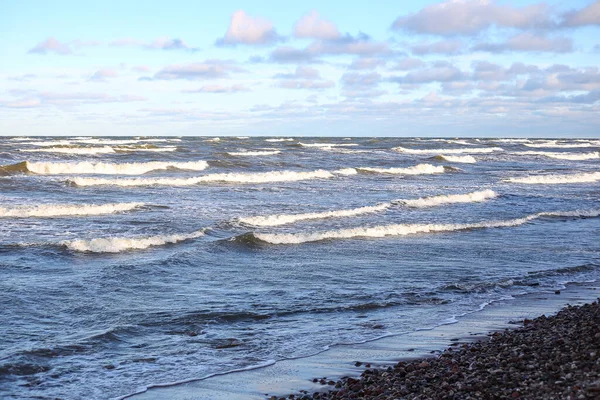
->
[292, 300, 600, 400]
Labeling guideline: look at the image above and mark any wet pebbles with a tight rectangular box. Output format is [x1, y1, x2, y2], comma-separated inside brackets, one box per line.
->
[280, 300, 600, 399]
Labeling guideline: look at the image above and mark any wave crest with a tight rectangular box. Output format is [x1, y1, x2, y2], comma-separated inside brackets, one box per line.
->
[358, 164, 446, 175]
[0, 203, 143, 218]
[62, 229, 207, 253]
[21, 161, 208, 175]
[397, 190, 497, 208]
[434, 155, 477, 163]
[506, 172, 600, 184]
[394, 146, 502, 154]
[67, 169, 334, 187]
[514, 151, 599, 161]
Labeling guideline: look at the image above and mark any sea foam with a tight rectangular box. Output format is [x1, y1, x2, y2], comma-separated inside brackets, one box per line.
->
[252, 209, 599, 244]
[506, 172, 600, 184]
[22, 161, 208, 175]
[20, 146, 116, 155]
[358, 164, 446, 175]
[0, 202, 143, 218]
[63, 229, 206, 253]
[514, 151, 599, 161]
[238, 203, 391, 227]
[67, 169, 334, 187]
[434, 155, 477, 163]
[397, 190, 497, 208]
[394, 146, 502, 154]
[227, 150, 281, 156]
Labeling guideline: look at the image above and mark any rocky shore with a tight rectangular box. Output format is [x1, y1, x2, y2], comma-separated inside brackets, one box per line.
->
[278, 299, 600, 400]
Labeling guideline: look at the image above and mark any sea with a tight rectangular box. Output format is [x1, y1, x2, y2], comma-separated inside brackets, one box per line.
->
[0, 136, 599, 399]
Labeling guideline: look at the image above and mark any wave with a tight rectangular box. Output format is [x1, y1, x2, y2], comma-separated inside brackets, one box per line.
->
[394, 146, 502, 154]
[523, 141, 595, 149]
[493, 138, 532, 143]
[396, 190, 497, 208]
[333, 168, 358, 175]
[67, 169, 334, 187]
[238, 203, 391, 227]
[513, 151, 599, 161]
[205, 138, 220, 142]
[8, 161, 209, 175]
[62, 229, 207, 253]
[433, 155, 476, 163]
[506, 171, 600, 184]
[114, 146, 178, 152]
[265, 138, 294, 142]
[320, 147, 369, 154]
[357, 163, 446, 175]
[20, 146, 116, 155]
[247, 209, 600, 245]
[0, 202, 144, 218]
[27, 140, 75, 147]
[299, 142, 359, 148]
[226, 150, 281, 156]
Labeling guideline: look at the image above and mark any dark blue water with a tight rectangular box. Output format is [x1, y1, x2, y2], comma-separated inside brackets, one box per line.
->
[0, 136, 599, 399]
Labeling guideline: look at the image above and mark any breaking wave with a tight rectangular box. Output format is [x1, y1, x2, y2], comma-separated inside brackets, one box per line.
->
[247, 209, 600, 245]
[299, 142, 359, 148]
[357, 164, 446, 175]
[20, 146, 116, 155]
[67, 169, 333, 187]
[7, 161, 208, 175]
[434, 155, 477, 163]
[513, 151, 599, 161]
[226, 150, 281, 156]
[114, 146, 178, 152]
[265, 138, 294, 142]
[333, 168, 358, 175]
[506, 172, 600, 184]
[523, 141, 595, 149]
[394, 146, 502, 154]
[238, 203, 391, 227]
[62, 229, 207, 253]
[0, 202, 144, 218]
[397, 190, 497, 208]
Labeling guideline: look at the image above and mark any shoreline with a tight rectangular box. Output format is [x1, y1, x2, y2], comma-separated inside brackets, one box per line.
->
[126, 282, 600, 400]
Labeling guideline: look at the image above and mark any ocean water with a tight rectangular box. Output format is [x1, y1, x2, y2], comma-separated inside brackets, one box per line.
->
[0, 136, 599, 399]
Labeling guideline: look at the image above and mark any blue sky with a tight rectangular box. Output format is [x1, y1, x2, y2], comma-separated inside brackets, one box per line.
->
[1, 0, 599, 137]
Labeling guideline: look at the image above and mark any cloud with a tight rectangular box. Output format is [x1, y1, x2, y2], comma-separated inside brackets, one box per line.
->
[132, 65, 151, 73]
[348, 57, 387, 70]
[538, 89, 600, 104]
[28, 37, 73, 55]
[89, 68, 118, 82]
[7, 74, 37, 82]
[561, 1, 600, 27]
[1, 91, 147, 108]
[0, 99, 42, 108]
[410, 39, 464, 55]
[183, 84, 251, 93]
[473, 33, 573, 53]
[341, 72, 384, 98]
[270, 34, 388, 63]
[294, 10, 340, 40]
[390, 62, 465, 84]
[110, 37, 198, 51]
[391, 57, 425, 71]
[391, 0, 553, 35]
[216, 10, 280, 46]
[152, 60, 244, 80]
[273, 66, 334, 90]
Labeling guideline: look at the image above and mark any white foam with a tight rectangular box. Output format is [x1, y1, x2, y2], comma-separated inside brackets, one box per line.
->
[506, 172, 600, 184]
[28, 140, 75, 147]
[523, 141, 595, 148]
[227, 150, 281, 156]
[239, 203, 391, 227]
[299, 142, 359, 148]
[115, 146, 178, 152]
[254, 209, 600, 244]
[320, 147, 369, 154]
[72, 138, 142, 145]
[397, 190, 497, 208]
[358, 163, 446, 175]
[437, 155, 477, 163]
[63, 229, 206, 253]
[20, 146, 116, 155]
[68, 169, 334, 187]
[0, 202, 143, 218]
[265, 138, 294, 142]
[514, 151, 599, 161]
[205, 137, 220, 142]
[394, 146, 503, 154]
[255, 216, 537, 244]
[333, 168, 358, 175]
[25, 161, 208, 175]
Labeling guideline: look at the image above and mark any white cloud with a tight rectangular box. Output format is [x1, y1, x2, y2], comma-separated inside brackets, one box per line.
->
[216, 10, 280, 45]
[28, 37, 73, 55]
[294, 10, 340, 40]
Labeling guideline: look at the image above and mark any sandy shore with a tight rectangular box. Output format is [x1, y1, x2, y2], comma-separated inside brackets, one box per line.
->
[127, 284, 600, 400]
[291, 299, 600, 399]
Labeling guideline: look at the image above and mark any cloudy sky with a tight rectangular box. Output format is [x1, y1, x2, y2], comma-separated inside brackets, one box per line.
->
[1, 0, 599, 137]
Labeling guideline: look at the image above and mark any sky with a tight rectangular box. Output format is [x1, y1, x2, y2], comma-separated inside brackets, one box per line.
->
[1, 0, 599, 137]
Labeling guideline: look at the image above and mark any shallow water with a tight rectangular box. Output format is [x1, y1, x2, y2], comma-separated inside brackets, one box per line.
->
[0, 136, 599, 399]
